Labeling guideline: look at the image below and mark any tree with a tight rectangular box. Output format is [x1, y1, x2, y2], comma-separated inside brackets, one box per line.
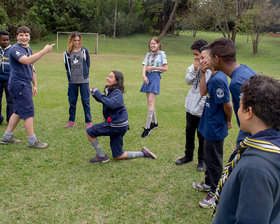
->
[159, 0, 180, 39]
[0, 5, 9, 30]
[208, 0, 255, 42]
[128, 0, 134, 14]
[241, 0, 280, 54]
[113, 0, 118, 38]
[143, 0, 189, 35]
[181, 0, 215, 37]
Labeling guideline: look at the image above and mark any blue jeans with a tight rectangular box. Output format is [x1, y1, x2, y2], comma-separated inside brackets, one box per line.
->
[68, 83, 91, 123]
[0, 79, 14, 122]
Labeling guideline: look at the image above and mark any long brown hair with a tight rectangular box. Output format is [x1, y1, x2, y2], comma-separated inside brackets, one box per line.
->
[105, 71, 125, 93]
[148, 37, 162, 52]
[67, 32, 82, 54]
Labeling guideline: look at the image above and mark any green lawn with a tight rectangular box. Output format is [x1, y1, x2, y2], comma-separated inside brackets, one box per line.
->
[0, 32, 279, 223]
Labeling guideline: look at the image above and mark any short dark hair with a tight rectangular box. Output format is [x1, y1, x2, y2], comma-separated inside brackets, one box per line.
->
[16, 26, 30, 35]
[209, 38, 236, 63]
[106, 71, 125, 93]
[200, 45, 210, 52]
[191, 39, 208, 52]
[0, 30, 9, 37]
[241, 75, 280, 130]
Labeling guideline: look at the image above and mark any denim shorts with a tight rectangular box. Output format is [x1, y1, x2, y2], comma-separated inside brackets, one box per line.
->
[86, 121, 129, 158]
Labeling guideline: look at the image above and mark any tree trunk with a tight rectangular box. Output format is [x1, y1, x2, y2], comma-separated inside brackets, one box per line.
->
[128, 0, 133, 14]
[158, 0, 179, 40]
[217, 20, 226, 38]
[113, 0, 118, 39]
[252, 31, 260, 55]
[231, 18, 240, 43]
[231, 0, 243, 43]
[224, 18, 231, 39]
[193, 29, 197, 37]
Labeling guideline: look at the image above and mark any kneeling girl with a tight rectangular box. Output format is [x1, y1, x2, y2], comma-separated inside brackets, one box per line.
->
[86, 71, 156, 163]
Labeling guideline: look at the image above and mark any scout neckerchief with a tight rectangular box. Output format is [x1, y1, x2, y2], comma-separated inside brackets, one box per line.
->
[17, 42, 36, 73]
[0, 45, 11, 71]
[212, 132, 280, 216]
[148, 51, 158, 67]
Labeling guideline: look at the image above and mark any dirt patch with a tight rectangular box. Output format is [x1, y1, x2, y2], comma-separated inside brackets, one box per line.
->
[268, 33, 280, 37]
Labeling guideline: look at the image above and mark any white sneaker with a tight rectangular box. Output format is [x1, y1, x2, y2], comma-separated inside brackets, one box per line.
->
[199, 192, 215, 208]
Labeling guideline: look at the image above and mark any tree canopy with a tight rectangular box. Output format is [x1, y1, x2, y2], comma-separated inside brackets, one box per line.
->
[0, 0, 279, 42]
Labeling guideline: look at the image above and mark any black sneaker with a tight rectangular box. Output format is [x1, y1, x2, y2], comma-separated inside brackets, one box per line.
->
[150, 122, 158, 130]
[196, 160, 206, 172]
[141, 128, 151, 138]
[175, 156, 192, 165]
[142, 147, 157, 159]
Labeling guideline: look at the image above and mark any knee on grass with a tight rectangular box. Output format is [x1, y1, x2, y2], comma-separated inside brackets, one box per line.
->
[114, 152, 127, 160]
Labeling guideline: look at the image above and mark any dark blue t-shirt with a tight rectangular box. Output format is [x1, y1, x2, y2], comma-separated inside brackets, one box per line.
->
[9, 43, 33, 86]
[199, 71, 230, 141]
[230, 64, 257, 125]
[230, 64, 257, 146]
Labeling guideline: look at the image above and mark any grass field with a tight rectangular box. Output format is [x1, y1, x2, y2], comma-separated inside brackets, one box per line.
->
[0, 32, 279, 223]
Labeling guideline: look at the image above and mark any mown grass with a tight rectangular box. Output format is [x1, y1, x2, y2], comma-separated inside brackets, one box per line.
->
[0, 31, 279, 223]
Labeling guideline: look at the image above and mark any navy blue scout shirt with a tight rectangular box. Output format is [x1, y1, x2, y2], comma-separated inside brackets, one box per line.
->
[199, 71, 230, 141]
[91, 88, 128, 126]
[212, 129, 280, 224]
[230, 64, 257, 126]
[9, 43, 33, 85]
[0, 45, 11, 80]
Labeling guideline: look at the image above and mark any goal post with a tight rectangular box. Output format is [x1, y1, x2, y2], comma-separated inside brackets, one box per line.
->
[56, 31, 105, 54]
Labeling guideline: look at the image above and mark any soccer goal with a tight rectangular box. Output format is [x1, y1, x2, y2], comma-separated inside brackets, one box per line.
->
[56, 32, 105, 54]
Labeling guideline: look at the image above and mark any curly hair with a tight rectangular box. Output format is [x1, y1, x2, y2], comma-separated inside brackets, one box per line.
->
[209, 38, 236, 63]
[191, 39, 208, 52]
[105, 71, 125, 93]
[0, 30, 9, 37]
[241, 75, 280, 130]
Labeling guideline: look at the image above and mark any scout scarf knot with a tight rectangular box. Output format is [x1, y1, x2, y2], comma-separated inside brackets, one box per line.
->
[17, 42, 31, 56]
[17, 42, 36, 73]
[212, 129, 280, 216]
[149, 51, 158, 67]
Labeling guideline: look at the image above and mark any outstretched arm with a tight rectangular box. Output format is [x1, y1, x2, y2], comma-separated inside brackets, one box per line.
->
[91, 88, 123, 110]
[19, 44, 55, 65]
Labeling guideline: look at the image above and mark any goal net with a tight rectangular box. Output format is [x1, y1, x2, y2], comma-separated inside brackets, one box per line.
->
[56, 32, 105, 54]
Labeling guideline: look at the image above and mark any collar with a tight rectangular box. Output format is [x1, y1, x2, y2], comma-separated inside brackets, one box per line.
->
[0, 45, 11, 50]
[17, 42, 30, 49]
[241, 129, 280, 154]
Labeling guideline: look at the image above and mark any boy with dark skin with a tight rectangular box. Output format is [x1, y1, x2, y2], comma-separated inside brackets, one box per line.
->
[0, 30, 13, 124]
[209, 38, 257, 148]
